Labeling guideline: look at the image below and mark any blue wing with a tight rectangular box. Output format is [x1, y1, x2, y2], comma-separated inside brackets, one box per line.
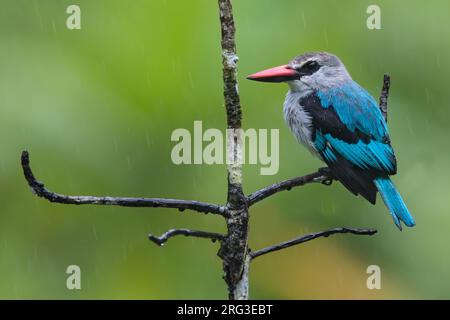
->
[300, 80, 397, 203]
[317, 81, 389, 142]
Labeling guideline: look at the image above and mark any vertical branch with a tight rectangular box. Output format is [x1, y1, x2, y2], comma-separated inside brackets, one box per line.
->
[217, 0, 250, 300]
[218, 0, 242, 129]
[379, 74, 391, 122]
[233, 255, 250, 300]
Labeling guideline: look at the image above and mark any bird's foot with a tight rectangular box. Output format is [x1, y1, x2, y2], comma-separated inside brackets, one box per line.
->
[318, 167, 334, 186]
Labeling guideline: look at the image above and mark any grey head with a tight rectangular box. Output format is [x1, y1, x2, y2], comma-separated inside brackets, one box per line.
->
[247, 51, 352, 92]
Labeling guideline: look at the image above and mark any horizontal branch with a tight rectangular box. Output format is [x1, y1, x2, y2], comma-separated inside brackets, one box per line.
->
[148, 228, 225, 246]
[21, 151, 227, 216]
[247, 168, 333, 206]
[249, 227, 377, 260]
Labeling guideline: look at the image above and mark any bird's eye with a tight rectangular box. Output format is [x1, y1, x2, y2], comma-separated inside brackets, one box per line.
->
[298, 60, 320, 76]
[304, 61, 319, 70]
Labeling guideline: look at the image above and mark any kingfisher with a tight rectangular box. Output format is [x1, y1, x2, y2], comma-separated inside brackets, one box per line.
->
[247, 52, 415, 230]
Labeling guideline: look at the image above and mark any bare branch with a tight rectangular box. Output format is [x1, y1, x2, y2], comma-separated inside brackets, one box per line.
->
[21, 151, 227, 216]
[249, 227, 377, 260]
[148, 228, 225, 246]
[217, 0, 250, 300]
[219, 0, 242, 129]
[247, 168, 333, 206]
[379, 74, 391, 122]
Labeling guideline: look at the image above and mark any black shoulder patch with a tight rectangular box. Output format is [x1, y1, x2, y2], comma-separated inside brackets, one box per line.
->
[299, 93, 371, 144]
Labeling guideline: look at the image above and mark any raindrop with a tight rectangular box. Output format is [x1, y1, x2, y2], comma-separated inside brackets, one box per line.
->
[145, 130, 152, 147]
[51, 18, 57, 34]
[34, 246, 38, 261]
[188, 72, 195, 89]
[127, 156, 132, 171]
[92, 224, 98, 240]
[406, 116, 414, 136]
[33, 0, 44, 31]
[172, 60, 177, 75]
[425, 88, 431, 105]
[301, 11, 306, 29]
[146, 72, 152, 88]
[113, 137, 119, 153]
[323, 28, 329, 48]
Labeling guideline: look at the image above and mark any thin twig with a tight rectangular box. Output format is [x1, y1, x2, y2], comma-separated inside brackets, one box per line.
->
[148, 228, 225, 246]
[247, 168, 333, 206]
[379, 74, 391, 122]
[249, 227, 377, 260]
[21, 151, 227, 216]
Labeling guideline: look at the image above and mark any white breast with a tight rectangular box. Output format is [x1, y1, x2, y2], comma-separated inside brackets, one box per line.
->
[283, 90, 319, 156]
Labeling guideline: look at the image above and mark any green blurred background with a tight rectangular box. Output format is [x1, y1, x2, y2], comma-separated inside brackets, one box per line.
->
[0, 0, 449, 299]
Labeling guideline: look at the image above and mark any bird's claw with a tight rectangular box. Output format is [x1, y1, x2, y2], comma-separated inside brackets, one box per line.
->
[318, 167, 334, 185]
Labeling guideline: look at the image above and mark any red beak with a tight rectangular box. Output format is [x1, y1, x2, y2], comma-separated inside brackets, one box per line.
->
[246, 64, 298, 83]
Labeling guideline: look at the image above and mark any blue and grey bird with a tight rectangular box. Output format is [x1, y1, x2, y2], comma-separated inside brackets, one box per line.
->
[247, 52, 415, 230]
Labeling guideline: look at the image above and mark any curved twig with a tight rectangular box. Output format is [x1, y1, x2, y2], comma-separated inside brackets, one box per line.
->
[249, 227, 377, 260]
[247, 168, 333, 206]
[21, 151, 227, 216]
[148, 228, 225, 246]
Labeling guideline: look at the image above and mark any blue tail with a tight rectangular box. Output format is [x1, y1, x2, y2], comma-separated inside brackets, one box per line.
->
[374, 177, 415, 230]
